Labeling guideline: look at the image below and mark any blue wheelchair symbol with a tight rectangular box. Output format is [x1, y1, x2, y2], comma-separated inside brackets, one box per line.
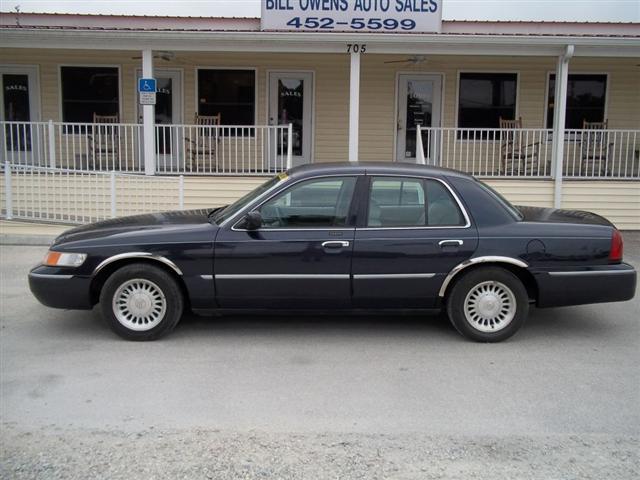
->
[138, 78, 156, 93]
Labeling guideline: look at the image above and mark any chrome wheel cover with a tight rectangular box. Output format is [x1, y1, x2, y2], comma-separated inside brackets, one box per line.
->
[463, 280, 516, 333]
[112, 279, 167, 332]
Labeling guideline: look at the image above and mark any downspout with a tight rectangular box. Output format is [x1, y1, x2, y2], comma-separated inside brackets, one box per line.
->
[552, 44, 574, 209]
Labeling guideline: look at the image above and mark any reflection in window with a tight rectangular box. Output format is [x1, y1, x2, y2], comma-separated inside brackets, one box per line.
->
[458, 73, 517, 139]
[547, 74, 607, 129]
[277, 78, 304, 156]
[61, 67, 119, 123]
[198, 69, 255, 125]
[2, 74, 31, 151]
[259, 177, 356, 228]
[367, 177, 464, 227]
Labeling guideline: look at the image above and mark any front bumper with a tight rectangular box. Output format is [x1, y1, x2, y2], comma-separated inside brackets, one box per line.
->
[534, 263, 637, 308]
[28, 266, 93, 310]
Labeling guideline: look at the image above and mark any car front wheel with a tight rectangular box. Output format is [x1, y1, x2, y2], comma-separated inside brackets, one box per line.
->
[99, 263, 184, 341]
[446, 267, 529, 342]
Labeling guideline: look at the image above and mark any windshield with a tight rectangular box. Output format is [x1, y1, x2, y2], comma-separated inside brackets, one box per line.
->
[210, 174, 285, 225]
[476, 180, 524, 220]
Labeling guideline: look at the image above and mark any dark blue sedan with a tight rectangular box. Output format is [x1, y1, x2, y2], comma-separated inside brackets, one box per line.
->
[29, 163, 637, 342]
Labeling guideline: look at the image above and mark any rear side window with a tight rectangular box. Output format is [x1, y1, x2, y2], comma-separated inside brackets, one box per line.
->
[367, 177, 465, 228]
[258, 177, 356, 228]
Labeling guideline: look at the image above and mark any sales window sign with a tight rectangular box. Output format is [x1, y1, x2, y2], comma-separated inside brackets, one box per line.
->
[262, 0, 442, 33]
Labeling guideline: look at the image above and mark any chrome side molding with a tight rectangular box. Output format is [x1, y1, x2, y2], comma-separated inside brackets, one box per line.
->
[438, 256, 529, 297]
[353, 273, 436, 279]
[93, 252, 183, 276]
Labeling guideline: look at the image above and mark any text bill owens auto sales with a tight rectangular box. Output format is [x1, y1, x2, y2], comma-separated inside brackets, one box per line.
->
[262, 0, 443, 33]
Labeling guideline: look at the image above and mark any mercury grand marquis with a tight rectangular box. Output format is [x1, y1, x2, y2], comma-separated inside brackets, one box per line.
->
[29, 163, 637, 342]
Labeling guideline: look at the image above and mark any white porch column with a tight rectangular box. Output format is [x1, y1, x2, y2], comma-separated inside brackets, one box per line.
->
[348, 51, 361, 163]
[142, 49, 156, 176]
[551, 45, 574, 208]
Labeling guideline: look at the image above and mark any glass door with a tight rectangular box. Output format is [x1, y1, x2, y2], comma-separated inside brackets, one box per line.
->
[268, 72, 313, 168]
[137, 70, 182, 168]
[396, 74, 442, 164]
[1, 66, 40, 165]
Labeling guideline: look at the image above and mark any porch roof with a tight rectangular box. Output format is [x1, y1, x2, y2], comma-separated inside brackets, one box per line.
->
[1, 12, 639, 57]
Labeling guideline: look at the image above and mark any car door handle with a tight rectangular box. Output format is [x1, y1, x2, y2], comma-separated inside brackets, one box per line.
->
[322, 241, 350, 249]
[439, 240, 464, 247]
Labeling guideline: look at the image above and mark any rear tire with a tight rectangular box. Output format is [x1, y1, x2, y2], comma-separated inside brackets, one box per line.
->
[99, 263, 184, 341]
[446, 267, 529, 342]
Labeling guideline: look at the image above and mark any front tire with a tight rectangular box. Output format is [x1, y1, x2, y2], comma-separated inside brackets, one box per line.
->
[99, 263, 184, 341]
[446, 267, 529, 342]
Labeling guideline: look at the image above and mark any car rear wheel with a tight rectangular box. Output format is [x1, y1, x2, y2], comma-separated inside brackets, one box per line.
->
[446, 267, 529, 342]
[99, 263, 184, 341]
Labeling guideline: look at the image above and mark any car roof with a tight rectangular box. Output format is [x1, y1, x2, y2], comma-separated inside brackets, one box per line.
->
[288, 162, 475, 180]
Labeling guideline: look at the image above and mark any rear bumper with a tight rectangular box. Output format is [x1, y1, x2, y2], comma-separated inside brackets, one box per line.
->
[28, 267, 93, 310]
[534, 263, 637, 308]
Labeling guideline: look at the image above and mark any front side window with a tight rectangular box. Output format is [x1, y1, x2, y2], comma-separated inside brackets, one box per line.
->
[547, 74, 607, 129]
[367, 177, 465, 228]
[458, 72, 517, 138]
[61, 66, 119, 123]
[197, 69, 255, 125]
[258, 177, 357, 228]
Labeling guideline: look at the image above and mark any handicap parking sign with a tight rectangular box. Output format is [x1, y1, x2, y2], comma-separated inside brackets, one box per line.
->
[138, 78, 157, 105]
[138, 78, 156, 93]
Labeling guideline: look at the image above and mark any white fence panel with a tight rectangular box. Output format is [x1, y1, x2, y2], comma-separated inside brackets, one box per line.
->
[1, 164, 182, 224]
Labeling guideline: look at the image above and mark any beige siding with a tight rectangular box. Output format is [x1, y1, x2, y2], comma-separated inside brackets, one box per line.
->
[183, 176, 266, 209]
[484, 179, 555, 208]
[2, 49, 637, 165]
[562, 181, 640, 230]
[3, 173, 637, 229]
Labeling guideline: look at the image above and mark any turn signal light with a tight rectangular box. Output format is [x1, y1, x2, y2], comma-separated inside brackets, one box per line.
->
[43, 251, 87, 268]
[609, 229, 623, 263]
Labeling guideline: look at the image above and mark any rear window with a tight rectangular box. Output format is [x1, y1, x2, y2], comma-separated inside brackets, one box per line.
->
[367, 176, 465, 228]
[476, 180, 523, 220]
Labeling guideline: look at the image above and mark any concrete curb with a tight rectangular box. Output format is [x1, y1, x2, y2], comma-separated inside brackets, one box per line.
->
[0, 234, 56, 246]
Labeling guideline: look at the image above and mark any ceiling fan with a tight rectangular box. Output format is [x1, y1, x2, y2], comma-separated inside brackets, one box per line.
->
[384, 55, 428, 65]
[131, 51, 177, 62]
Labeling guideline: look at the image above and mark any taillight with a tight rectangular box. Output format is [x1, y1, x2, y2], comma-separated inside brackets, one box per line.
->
[609, 229, 623, 262]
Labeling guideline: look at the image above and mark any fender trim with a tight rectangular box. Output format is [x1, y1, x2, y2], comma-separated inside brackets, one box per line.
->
[439, 256, 529, 297]
[92, 252, 183, 277]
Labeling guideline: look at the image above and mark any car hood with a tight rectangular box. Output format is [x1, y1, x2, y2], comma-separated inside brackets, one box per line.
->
[517, 206, 614, 227]
[52, 208, 217, 246]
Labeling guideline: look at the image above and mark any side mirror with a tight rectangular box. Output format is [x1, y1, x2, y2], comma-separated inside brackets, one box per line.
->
[244, 211, 262, 230]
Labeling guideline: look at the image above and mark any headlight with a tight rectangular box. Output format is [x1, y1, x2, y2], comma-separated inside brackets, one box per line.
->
[43, 251, 87, 268]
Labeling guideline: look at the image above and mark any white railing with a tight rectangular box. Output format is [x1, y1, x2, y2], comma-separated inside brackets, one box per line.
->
[1, 163, 183, 224]
[563, 129, 639, 179]
[1, 121, 144, 172]
[417, 126, 639, 179]
[154, 124, 292, 175]
[1, 121, 293, 176]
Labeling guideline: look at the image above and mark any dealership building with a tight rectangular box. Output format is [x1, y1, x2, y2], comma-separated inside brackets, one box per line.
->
[1, 3, 639, 228]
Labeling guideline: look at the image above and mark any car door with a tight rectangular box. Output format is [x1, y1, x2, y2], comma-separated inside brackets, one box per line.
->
[352, 175, 478, 308]
[214, 175, 360, 309]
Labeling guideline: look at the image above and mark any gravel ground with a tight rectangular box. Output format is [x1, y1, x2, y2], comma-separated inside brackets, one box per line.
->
[1, 234, 639, 479]
[2, 426, 637, 480]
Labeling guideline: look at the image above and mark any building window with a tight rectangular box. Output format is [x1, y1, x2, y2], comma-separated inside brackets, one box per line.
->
[197, 69, 255, 125]
[458, 72, 517, 138]
[61, 66, 119, 123]
[547, 74, 607, 129]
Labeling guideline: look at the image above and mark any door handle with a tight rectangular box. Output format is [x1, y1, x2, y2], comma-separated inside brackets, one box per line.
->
[322, 241, 350, 249]
[439, 240, 464, 247]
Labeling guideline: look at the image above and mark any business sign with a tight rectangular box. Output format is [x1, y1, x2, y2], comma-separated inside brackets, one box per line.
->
[262, 0, 442, 33]
[138, 78, 156, 105]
